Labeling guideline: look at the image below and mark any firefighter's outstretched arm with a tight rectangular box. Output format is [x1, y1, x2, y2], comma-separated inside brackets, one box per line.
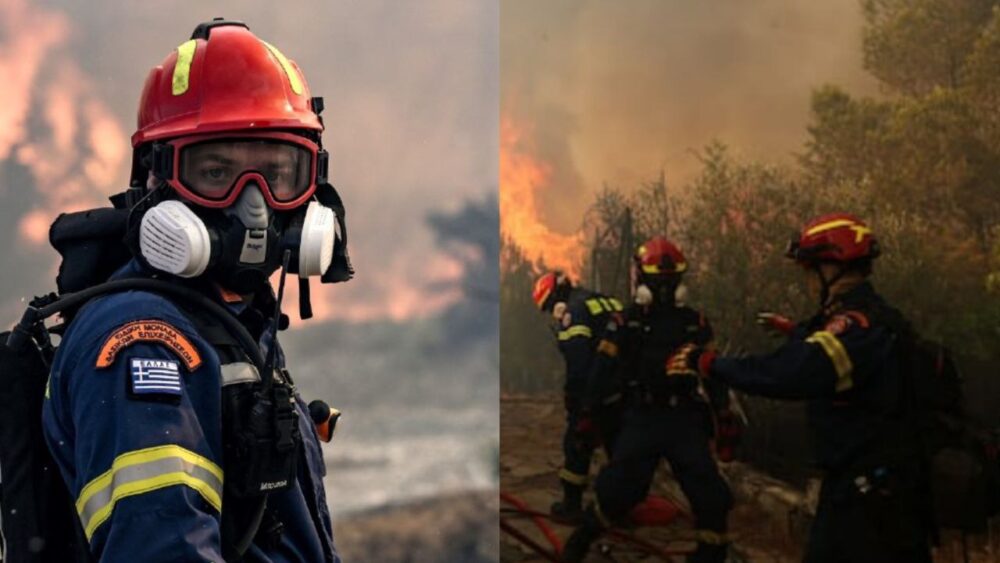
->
[667, 316, 893, 400]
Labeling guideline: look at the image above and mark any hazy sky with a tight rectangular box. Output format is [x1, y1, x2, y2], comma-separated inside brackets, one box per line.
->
[0, 0, 497, 323]
[501, 0, 879, 237]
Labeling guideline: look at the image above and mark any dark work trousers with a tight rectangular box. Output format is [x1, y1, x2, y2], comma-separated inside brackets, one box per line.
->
[593, 402, 732, 563]
[562, 403, 623, 484]
[803, 466, 932, 563]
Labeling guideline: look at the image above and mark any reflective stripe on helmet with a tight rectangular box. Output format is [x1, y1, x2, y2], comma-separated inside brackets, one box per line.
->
[172, 40, 197, 96]
[261, 41, 304, 95]
[805, 218, 872, 243]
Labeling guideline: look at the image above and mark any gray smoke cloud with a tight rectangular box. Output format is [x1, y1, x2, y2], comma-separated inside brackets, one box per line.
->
[501, 0, 878, 234]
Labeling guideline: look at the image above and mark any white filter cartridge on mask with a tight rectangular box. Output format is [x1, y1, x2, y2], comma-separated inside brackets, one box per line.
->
[298, 201, 336, 277]
[634, 284, 653, 306]
[139, 200, 212, 278]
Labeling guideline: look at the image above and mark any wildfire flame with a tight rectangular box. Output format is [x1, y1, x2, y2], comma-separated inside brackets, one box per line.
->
[499, 115, 584, 278]
[0, 0, 128, 246]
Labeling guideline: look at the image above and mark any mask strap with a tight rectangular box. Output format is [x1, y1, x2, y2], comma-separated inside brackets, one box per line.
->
[299, 277, 313, 320]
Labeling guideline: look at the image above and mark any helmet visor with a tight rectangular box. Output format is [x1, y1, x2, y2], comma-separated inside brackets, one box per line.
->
[178, 138, 313, 204]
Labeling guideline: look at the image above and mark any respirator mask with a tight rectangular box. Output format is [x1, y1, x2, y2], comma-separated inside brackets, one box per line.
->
[631, 264, 680, 307]
[130, 132, 351, 303]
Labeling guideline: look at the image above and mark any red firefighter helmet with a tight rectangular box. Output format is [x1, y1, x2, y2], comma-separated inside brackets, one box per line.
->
[634, 236, 687, 276]
[786, 213, 880, 264]
[132, 19, 322, 148]
[532, 272, 558, 310]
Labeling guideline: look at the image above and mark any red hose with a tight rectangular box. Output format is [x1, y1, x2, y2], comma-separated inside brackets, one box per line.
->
[499, 519, 561, 562]
[500, 491, 564, 554]
[500, 491, 697, 561]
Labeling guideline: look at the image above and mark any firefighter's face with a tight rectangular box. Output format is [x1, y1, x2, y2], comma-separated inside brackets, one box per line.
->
[804, 267, 822, 300]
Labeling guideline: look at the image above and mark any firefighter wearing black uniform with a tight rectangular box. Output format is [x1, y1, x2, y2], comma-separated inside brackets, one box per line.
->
[668, 213, 933, 562]
[533, 272, 625, 520]
[562, 237, 734, 563]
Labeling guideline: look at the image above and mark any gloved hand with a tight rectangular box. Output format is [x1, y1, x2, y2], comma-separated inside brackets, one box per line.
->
[713, 409, 743, 462]
[755, 312, 795, 337]
[665, 343, 716, 377]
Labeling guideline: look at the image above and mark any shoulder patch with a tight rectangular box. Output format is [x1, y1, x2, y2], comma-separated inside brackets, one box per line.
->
[130, 358, 182, 396]
[96, 320, 202, 371]
[823, 313, 865, 336]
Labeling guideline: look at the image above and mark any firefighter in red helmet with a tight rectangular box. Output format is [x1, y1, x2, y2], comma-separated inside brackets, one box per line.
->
[668, 214, 933, 562]
[41, 20, 347, 562]
[563, 237, 736, 563]
[533, 271, 625, 521]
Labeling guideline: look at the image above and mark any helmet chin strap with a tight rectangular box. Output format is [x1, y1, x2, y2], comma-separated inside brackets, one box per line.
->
[814, 263, 847, 310]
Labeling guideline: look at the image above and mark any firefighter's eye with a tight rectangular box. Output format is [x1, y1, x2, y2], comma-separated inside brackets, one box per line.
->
[201, 167, 231, 182]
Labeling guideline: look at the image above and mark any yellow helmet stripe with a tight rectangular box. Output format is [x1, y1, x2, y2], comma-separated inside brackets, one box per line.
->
[261, 41, 304, 95]
[171, 40, 197, 96]
[804, 219, 857, 237]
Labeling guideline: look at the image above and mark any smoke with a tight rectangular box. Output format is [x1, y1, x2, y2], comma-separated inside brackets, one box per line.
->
[501, 0, 879, 236]
[0, 0, 497, 324]
[0, 0, 127, 249]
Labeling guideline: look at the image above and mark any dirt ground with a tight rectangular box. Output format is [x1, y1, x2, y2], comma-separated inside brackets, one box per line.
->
[334, 489, 499, 562]
[500, 394, 1000, 562]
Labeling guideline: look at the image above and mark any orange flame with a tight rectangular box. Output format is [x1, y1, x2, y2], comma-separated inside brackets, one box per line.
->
[499, 115, 584, 278]
[0, 0, 128, 246]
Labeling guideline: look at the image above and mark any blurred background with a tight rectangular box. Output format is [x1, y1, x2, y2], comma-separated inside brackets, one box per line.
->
[500, 0, 1000, 560]
[0, 0, 498, 560]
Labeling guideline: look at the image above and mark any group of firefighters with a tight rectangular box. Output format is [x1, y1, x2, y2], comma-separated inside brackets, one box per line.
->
[532, 213, 934, 562]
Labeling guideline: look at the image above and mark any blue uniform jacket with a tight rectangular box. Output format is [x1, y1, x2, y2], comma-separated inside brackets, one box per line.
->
[556, 289, 625, 408]
[710, 282, 903, 470]
[42, 261, 339, 563]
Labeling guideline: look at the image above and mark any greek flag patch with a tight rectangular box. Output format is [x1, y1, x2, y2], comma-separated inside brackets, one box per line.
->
[130, 358, 182, 396]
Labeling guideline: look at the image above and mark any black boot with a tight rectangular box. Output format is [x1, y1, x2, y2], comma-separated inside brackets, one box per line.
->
[561, 518, 602, 562]
[551, 480, 585, 522]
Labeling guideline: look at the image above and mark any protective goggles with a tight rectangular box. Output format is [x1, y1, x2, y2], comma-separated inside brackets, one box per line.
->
[150, 132, 329, 210]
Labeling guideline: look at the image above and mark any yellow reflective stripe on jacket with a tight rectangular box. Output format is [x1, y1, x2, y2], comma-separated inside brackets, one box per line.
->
[261, 41, 304, 95]
[558, 468, 588, 486]
[806, 330, 854, 391]
[558, 325, 593, 341]
[76, 445, 223, 539]
[172, 40, 197, 96]
[585, 299, 603, 315]
[586, 297, 624, 315]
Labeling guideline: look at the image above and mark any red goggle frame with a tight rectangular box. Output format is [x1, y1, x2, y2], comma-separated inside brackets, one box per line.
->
[150, 131, 329, 210]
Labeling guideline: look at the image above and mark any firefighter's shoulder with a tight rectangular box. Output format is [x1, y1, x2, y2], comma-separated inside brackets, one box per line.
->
[57, 290, 205, 373]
